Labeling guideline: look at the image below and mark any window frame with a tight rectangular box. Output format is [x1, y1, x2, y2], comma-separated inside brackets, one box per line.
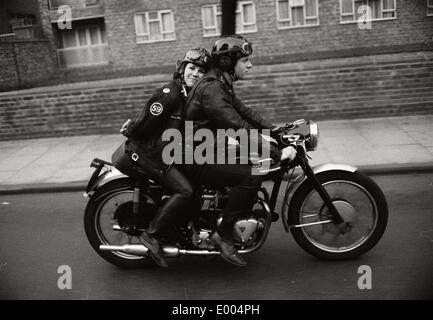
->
[201, 4, 222, 37]
[276, 0, 320, 29]
[8, 13, 37, 27]
[61, 25, 106, 49]
[201, 1, 257, 38]
[427, 0, 433, 16]
[339, 0, 397, 24]
[134, 9, 176, 44]
[57, 24, 108, 67]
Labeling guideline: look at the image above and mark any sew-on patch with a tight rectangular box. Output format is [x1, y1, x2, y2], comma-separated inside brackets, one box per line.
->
[149, 102, 163, 116]
[163, 88, 170, 94]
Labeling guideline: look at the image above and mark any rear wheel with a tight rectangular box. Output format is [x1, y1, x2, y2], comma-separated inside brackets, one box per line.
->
[84, 180, 159, 268]
[288, 170, 388, 260]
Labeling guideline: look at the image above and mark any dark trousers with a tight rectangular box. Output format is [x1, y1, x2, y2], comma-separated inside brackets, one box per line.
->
[129, 149, 195, 237]
[179, 164, 262, 240]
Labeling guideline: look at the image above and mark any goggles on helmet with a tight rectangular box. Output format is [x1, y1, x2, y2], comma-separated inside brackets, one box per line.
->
[212, 39, 253, 57]
[184, 48, 210, 66]
[240, 42, 253, 56]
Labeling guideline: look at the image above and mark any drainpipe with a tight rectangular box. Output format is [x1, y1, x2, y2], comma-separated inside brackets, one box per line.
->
[11, 42, 22, 88]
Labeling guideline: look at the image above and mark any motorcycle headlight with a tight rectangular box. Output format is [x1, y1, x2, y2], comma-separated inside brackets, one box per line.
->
[306, 121, 319, 151]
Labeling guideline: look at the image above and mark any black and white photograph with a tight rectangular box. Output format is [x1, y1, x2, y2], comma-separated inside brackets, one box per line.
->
[0, 0, 432, 306]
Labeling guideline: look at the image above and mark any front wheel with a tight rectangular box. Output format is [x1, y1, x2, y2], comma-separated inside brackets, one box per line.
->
[288, 170, 388, 260]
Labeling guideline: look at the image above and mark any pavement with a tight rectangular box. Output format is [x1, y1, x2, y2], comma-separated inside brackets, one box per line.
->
[0, 115, 432, 195]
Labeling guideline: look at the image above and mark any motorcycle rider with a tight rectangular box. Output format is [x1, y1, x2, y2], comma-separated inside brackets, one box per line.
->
[119, 47, 212, 267]
[179, 35, 297, 267]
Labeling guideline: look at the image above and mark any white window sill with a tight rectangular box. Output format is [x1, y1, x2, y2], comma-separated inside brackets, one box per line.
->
[339, 16, 397, 24]
[277, 23, 320, 30]
[136, 37, 176, 44]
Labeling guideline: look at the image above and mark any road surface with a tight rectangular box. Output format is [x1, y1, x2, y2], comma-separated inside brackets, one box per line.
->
[0, 172, 432, 300]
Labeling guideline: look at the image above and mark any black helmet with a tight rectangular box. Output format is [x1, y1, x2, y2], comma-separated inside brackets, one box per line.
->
[211, 34, 253, 73]
[176, 47, 211, 73]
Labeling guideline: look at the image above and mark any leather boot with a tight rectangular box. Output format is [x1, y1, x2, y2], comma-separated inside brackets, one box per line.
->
[139, 231, 168, 268]
[211, 232, 247, 267]
[142, 194, 189, 267]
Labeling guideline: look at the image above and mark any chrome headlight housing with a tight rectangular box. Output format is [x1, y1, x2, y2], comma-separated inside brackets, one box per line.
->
[279, 119, 319, 151]
[306, 120, 319, 151]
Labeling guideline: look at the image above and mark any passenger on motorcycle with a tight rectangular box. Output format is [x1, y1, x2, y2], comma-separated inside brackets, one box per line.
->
[120, 47, 211, 267]
[180, 35, 297, 267]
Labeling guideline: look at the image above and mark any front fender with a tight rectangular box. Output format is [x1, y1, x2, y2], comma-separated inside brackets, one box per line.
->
[281, 163, 357, 232]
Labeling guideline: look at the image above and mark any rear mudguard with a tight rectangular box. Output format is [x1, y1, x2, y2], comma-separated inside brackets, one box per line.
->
[84, 168, 129, 197]
[281, 163, 357, 232]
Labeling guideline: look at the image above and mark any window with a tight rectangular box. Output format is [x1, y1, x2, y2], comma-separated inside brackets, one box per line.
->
[134, 10, 175, 43]
[201, 1, 257, 37]
[428, 0, 433, 16]
[340, 0, 396, 23]
[8, 13, 37, 27]
[202, 4, 222, 36]
[57, 25, 108, 67]
[276, 0, 319, 28]
[60, 25, 106, 48]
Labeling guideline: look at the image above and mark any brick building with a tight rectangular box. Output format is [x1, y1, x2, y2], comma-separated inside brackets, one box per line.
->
[0, 0, 432, 139]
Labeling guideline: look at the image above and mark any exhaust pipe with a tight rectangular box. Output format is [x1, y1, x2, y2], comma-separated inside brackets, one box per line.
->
[100, 244, 149, 256]
[99, 244, 219, 257]
[100, 244, 186, 257]
[99, 244, 258, 257]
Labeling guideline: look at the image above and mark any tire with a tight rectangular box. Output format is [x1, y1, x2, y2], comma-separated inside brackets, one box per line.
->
[288, 170, 388, 260]
[84, 179, 158, 268]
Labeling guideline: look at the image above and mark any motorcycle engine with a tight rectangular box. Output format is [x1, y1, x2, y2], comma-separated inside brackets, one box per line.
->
[233, 218, 262, 245]
[192, 218, 262, 250]
[192, 228, 215, 250]
[197, 188, 265, 249]
[217, 217, 263, 247]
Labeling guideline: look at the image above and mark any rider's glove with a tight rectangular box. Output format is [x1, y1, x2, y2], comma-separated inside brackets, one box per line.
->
[120, 119, 135, 138]
[280, 144, 297, 162]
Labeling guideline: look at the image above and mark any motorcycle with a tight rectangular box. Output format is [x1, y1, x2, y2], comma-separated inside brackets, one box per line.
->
[83, 119, 388, 268]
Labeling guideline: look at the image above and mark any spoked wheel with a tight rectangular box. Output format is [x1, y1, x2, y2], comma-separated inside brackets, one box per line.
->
[288, 170, 388, 260]
[84, 180, 159, 268]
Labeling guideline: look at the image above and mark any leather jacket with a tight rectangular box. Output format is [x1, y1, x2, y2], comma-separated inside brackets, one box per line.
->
[124, 73, 187, 168]
[185, 68, 281, 160]
[185, 68, 274, 132]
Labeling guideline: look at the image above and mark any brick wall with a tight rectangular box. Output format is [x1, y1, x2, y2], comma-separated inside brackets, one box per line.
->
[1, 0, 432, 90]
[0, 43, 19, 90]
[38, 0, 58, 53]
[240, 51, 433, 122]
[1, 51, 432, 140]
[0, 40, 56, 90]
[103, 0, 433, 70]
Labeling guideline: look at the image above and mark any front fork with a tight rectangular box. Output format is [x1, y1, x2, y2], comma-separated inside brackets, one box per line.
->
[296, 147, 344, 225]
